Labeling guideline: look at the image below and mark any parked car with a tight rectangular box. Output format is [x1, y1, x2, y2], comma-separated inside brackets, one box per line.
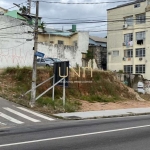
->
[37, 58, 54, 67]
[45, 57, 61, 62]
[52, 58, 61, 62]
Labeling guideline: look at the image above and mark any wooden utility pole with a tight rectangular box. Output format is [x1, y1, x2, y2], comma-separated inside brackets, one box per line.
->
[27, 0, 31, 14]
[30, 1, 39, 107]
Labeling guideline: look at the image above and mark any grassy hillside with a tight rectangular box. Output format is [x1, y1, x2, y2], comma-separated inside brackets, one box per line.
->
[0, 67, 137, 113]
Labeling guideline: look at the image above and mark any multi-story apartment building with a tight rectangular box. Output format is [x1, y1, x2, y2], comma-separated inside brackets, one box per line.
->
[107, 0, 150, 80]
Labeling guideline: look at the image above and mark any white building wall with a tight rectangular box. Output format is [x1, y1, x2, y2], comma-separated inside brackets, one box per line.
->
[0, 15, 89, 68]
[107, 0, 150, 80]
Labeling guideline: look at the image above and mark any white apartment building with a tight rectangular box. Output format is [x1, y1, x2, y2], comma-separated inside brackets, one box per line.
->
[107, 0, 150, 80]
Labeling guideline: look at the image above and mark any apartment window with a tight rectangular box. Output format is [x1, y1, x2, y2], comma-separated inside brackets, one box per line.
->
[124, 33, 133, 43]
[136, 31, 145, 45]
[136, 48, 145, 57]
[136, 65, 145, 73]
[124, 49, 133, 57]
[58, 40, 64, 44]
[124, 65, 133, 73]
[136, 31, 145, 40]
[134, 3, 140, 8]
[112, 50, 119, 56]
[136, 14, 145, 24]
[124, 16, 133, 26]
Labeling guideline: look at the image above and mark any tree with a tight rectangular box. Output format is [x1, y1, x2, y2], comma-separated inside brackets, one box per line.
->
[19, 6, 27, 14]
[39, 21, 46, 32]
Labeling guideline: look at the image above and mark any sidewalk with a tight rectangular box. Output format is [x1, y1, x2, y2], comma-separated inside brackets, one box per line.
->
[53, 108, 150, 119]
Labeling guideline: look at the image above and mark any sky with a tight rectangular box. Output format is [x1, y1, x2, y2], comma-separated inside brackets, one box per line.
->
[0, 0, 132, 37]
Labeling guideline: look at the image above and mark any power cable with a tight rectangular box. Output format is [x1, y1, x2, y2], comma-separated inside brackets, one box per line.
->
[0, 40, 32, 49]
[7, 1, 27, 10]
[36, 0, 135, 4]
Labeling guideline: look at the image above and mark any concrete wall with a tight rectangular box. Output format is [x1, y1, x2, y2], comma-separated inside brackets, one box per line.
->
[38, 32, 79, 46]
[107, 1, 150, 80]
[0, 7, 7, 13]
[0, 15, 89, 68]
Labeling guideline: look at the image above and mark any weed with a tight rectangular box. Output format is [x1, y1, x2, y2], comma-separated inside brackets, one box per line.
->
[37, 97, 81, 112]
[81, 95, 119, 103]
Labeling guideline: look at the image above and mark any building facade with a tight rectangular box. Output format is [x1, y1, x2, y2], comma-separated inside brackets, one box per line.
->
[0, 14, 89, 68]
[86, 36, 107, 70]
[0, 7, 7, 14]
[107, 0, 150, 80]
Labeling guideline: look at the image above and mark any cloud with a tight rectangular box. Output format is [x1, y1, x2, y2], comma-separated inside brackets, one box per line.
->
[0, 0, 127, 37]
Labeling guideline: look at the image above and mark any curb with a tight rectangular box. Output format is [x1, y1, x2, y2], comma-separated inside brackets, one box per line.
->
[53, 112, 150, 120]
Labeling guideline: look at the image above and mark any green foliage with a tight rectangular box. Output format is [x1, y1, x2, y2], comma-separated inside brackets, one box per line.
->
[37, 97, 81, 112]
[39, 22, 45, 31]
[0, 86, 2, 91]
[86, 50, 94, 60]
[19, 6, 27, 14]
[81, 95, 119, 103]
[93, 72, 101, 81]
[118, 70, 123, 74]
[0, 67, 136, 113]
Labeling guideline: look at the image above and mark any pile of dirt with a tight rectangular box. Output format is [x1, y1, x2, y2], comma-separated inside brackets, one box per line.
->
[0, 67, 146, 113]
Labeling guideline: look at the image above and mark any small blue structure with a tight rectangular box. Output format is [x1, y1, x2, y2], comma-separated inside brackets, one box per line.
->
[35, 52, 45, 58]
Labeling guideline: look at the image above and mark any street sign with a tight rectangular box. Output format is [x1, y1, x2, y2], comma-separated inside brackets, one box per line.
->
[54, 61, 69, 87]
[35, 52, 45, 58]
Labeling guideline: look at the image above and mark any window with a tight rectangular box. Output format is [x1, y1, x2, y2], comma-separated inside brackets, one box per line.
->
[136, 48, 145, 57]
[112, 50, 119, 56]
[136, 65, 145, 73]
[134, 3, 140, 8]
[37, 58, 40, 62]
[124, 33, 133, 43]
[58, 40, 64, 44]
[136, 31, 145, 40]
[73, 41, 78, 46]
[136, 14, 145, 24]
[124, 49, 133, 57]
[41, 59, 45, 62]
[124, 16, 133, 26]
[124, 65, 133, 73]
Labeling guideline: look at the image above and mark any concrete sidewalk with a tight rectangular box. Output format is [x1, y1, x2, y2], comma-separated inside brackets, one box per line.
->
[53, 108, 150, 119]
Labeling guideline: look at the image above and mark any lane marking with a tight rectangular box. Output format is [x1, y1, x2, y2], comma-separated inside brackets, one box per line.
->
[0, 112, 24, 124]
[0, 124, 150, 147]
[0, 122, 7, 125]
[17, 107, 54, 121]
[3, 108, 40, 123]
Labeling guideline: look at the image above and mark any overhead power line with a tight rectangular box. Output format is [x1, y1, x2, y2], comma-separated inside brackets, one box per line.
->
[7, 1, 27, 10]
[0, 41, 32, 49]
[36, 0, 135, 4]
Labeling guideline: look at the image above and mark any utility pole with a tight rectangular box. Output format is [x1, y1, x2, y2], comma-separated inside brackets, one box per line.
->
[27, 0, 31, 14]
[30, 1, 39, 107]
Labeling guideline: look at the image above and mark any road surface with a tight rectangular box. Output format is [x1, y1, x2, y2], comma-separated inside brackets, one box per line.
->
[1, 112, 150, 150]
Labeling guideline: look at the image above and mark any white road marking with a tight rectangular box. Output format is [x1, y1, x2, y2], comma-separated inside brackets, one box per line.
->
[17, 107, 54, 121]
[0, 122, 7, 125]
[0, 124, 150, 148]
[3, 108, 40, 123]
[0, 112, 24, 124]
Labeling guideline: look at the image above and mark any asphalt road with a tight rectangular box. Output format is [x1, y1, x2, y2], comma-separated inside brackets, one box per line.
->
[1, 115, 150, 150]
[0, 98, 55, 128]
